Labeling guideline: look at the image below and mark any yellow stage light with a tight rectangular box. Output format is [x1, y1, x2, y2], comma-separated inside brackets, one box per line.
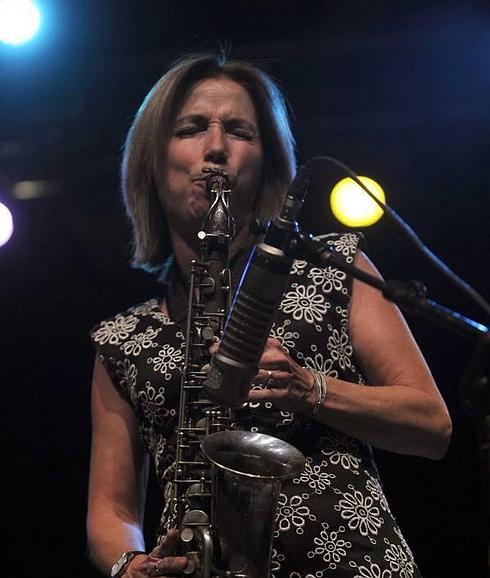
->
[330, 176, 385, 227]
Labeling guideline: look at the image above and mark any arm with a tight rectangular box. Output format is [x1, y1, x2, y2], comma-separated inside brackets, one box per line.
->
[315, 249, 452, 459]
[87, 357, 189, 577]
[87, 356, 149, 575]
[249, 250, 452, 460]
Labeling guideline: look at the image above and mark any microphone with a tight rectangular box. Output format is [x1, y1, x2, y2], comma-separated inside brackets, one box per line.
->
[203, 165, 311, 407]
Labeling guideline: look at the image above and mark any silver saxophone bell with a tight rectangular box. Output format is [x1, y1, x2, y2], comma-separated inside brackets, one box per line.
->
[202, 430, 305, 578]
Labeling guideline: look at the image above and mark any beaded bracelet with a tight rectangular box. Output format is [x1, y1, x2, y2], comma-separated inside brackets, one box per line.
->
[310, 369, 327, 416]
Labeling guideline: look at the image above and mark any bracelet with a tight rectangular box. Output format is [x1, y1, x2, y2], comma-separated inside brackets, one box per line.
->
[310, 370, 327, 416]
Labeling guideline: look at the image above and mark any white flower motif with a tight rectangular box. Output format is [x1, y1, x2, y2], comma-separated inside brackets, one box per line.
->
[280, 284, 328, 325]
[147, 344, 184, 379]
[327, 328, 353, 370]
[293, 458, 335, 494]
[330, 233, 359, 259]
[270, 548, 285, 578]
[303, 351, 338, 379]
[309, 525, 352, 566]
[365, 474, 390, 512]
[115, 358, 138, 391]
[275, 493, 313, 536]
[308, 266, 346, 293]
[149, 310, 175, 324]
[318, 433, 361, 472]
[392, 526, 416, 563]
[92, 314, 138, 345]
[334, 305, 349, 327]
[291, 259, 308, 275]
[139, 385, 169, 426]
[335, 489, 383, 541]
[121, 326, 161, 356]
[354, 560, 392, 578]
[270, 319, 299, 352]
[384, 540, 414, 578]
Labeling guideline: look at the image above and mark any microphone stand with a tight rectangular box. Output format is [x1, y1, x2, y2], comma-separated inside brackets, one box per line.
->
[290, 229, 490, 574]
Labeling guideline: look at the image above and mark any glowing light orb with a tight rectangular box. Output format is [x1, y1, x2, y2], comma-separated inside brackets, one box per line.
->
[0, 0, 41, 46]
[330, 176, 386, 227]
[0, 202, 14, 246]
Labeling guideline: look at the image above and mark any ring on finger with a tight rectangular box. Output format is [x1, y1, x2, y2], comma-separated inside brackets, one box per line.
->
[266, 369, 274, 388]
[150, 561, 163, 577]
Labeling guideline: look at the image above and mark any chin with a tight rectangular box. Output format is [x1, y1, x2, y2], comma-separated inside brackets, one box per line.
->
[189, 198, 210, 218]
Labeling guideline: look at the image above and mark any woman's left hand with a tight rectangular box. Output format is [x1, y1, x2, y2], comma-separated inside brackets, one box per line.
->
[247, 337, 318, 415]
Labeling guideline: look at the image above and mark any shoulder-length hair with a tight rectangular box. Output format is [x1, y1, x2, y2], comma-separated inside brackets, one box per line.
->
[121, 52, 296, 275]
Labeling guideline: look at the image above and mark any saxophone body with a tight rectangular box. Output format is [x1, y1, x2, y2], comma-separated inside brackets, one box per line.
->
[172, 167, 305, 578]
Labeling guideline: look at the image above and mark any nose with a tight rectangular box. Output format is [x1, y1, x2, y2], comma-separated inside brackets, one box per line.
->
[203, 125, 228, 165]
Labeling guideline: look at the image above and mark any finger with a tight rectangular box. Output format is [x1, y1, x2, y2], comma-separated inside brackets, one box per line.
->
[152, 555, 189, 575]
[209, 340, 220, 354]
[265, 336, 282, 349]
[249, 387, 287, 402]
[151, 528, 180, 557]
[258, 352, 290, 371]
[259, 338, 295, 368]
[254, 369, 292, 387]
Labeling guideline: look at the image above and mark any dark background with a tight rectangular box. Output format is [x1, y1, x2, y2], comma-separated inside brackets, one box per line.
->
[1, 2, 489, 577]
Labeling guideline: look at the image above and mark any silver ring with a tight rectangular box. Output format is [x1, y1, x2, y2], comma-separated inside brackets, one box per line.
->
[266, 369, 274, 388]
[150, 562, 163, 577]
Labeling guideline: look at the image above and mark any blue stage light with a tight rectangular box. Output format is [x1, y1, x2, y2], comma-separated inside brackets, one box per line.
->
[0, 0, 41, 46]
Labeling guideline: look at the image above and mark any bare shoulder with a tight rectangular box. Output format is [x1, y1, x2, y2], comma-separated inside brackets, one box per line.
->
[349, 249, 436, 389]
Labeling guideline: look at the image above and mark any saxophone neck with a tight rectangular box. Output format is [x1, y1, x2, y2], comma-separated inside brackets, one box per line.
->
[200, 167, 235, 243]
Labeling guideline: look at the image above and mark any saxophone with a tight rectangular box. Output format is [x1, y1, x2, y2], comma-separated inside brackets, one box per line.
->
[171, 167, 305, 578]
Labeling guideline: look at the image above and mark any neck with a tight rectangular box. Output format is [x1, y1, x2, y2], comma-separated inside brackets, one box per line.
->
[168, 227, 199, 280]
[168, 217, 257, 280]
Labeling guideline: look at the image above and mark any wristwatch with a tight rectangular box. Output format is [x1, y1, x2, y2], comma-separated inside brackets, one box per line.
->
[111, 550, 146, 577]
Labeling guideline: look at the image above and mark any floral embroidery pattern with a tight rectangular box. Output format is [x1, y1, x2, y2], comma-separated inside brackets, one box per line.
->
[308, 524, 352, 567]
[350, 556, 393, 578]
[92, 313, 138, 345]
[121, 326, 161, 356]
[280, 283, 329, 326]
[327, 327, 353, 370]
[90, 233, 421, 578]
[147, 343, 184, 379]
[308, 265, 347, 294]
[318, 432, 361, 473]
[275, 493, 315, 536]
[335, 487, 383, 543]
[383, 539, 415, 578]
[293, 458, 335, 494]
[115, 358, 138, 391]
[271, 319, 300, 353]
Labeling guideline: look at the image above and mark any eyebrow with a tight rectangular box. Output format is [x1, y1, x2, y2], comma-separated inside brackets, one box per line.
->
[174, 114, 258, 132]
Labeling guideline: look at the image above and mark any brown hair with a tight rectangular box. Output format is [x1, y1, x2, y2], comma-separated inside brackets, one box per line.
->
[121, 52, 296, 275]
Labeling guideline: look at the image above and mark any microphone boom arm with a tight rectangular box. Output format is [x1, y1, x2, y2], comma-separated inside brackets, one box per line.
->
[294, 230, 489, 343]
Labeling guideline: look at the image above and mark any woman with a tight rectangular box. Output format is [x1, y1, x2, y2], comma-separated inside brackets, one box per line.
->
[87, 53, 452, 578]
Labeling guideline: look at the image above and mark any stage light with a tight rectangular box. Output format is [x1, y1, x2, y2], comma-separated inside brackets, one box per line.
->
[0, 0, 41, 46]
[330, 176, 385, 227]
[0, 202, 14, 247]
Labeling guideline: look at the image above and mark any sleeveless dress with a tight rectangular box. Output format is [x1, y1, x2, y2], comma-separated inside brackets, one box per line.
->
[90, 232, 422, 578]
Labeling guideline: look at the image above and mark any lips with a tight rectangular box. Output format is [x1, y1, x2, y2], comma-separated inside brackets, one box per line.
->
[192, 170, 235, 188]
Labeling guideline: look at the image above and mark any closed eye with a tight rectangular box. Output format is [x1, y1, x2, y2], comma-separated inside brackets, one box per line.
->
[174, 125, 204, 137]
[225, 120, 257, 140]
[228, 127, 255, 140]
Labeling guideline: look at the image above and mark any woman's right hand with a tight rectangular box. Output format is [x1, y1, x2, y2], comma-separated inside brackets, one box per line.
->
[128, 529, 189, 577]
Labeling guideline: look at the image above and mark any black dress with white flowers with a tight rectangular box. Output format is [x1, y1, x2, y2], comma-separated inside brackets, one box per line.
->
[90, 232, 422, 578]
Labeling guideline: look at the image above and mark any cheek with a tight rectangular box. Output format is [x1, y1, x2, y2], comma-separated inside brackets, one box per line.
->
[166, 140, 198, 171]
[238, 144, 263, 180]
[232, 149, 264, 214]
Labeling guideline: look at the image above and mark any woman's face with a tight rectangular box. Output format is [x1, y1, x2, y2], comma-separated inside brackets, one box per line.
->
[162, 77, 263, 244]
